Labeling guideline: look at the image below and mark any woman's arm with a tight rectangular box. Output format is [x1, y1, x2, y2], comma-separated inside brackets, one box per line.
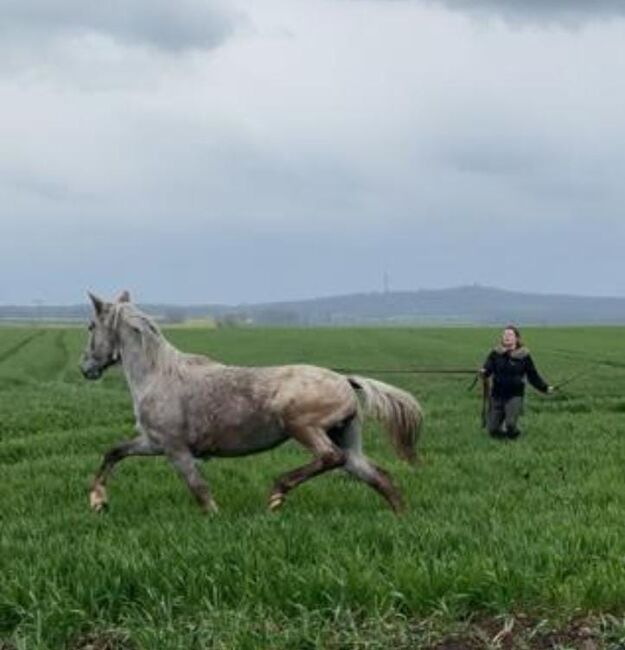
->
[525, 355, 550, 393]
[481, 351, 495, 377]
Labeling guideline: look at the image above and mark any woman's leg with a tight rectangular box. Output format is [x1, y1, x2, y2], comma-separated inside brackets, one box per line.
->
[487, 398, 506, 437]
[504, 397, 524, 438]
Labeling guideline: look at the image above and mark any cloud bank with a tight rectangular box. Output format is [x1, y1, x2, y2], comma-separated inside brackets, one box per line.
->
[0, 0, 239, 52]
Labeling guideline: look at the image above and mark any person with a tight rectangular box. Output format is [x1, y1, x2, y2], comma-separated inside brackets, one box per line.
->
[480, 325, 553, 439]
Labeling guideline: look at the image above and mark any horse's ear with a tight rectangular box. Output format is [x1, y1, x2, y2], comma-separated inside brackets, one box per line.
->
[117, 290, 131, 303]
[88, 292, 105, 316]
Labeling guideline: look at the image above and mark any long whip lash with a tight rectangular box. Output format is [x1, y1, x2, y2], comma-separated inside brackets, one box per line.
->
[551, 369, 589, 391]
[332, 367, 479, 375]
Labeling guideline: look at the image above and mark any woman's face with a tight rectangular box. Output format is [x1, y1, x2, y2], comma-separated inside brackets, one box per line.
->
[502, 328, 518, 349]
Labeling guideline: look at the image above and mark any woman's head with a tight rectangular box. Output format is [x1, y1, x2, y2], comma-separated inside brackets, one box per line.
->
[502, 325, 522, 349]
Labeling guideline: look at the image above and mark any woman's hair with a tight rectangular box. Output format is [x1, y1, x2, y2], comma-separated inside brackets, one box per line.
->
[503, 324, 523, 348]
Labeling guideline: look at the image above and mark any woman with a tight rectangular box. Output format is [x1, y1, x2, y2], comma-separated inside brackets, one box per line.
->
[480, 325, 553, 439]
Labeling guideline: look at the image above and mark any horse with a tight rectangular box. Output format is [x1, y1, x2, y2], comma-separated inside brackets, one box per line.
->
[80, 291, 423, 514]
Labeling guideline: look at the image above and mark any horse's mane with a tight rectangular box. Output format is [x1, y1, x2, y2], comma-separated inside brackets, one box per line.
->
[111, 301, 222, 376]
[113, 303, 181, 374]
[112, 302, 159, 334]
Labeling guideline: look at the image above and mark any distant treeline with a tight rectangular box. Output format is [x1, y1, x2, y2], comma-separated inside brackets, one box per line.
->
[3, 286, 625, 326]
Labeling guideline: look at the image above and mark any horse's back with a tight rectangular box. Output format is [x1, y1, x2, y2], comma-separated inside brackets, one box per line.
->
[186, 363, 357, 435]
[259, 364, 358, 430]
[139, 361, 357, 455]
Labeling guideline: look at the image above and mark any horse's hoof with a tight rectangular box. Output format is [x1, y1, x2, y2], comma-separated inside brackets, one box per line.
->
[268, 493, 285, 512]
[89, 486, 108, 513]
[202, 500, 219, 515]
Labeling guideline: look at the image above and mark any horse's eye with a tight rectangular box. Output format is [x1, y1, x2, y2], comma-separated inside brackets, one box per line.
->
[88, 322, 95, 332]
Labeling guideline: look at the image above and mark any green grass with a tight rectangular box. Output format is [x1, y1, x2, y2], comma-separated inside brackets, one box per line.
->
[1, 326, 625, 648]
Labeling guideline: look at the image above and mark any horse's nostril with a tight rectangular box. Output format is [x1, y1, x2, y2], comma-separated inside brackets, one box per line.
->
[80, 361, 100, 380]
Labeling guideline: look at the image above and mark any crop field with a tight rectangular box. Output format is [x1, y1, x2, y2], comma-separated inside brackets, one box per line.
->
[2, 325, 625, 649]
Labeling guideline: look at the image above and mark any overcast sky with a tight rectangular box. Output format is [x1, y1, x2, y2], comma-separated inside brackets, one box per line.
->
[2, 0, 625, 304]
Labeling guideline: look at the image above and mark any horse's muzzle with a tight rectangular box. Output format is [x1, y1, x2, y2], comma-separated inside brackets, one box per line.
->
[80, 360, 103, 380]
[80, 352, 120, 380]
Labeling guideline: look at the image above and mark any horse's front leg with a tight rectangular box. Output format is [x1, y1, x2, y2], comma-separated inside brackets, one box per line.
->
[166, 448, 219, 515]
[90, 435, 162, 512]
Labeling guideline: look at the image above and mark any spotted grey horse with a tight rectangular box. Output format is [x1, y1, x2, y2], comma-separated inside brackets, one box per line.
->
[80, 292, 423, 514]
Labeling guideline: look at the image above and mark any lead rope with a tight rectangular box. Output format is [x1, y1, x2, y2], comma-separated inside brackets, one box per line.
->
[332, 367, 478, 375]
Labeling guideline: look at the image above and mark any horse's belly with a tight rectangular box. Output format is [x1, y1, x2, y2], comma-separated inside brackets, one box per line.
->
[191, 416, 288, 458]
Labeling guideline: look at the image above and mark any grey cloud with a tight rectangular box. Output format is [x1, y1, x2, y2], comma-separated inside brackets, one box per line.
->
[432, 136, 612, 215]
[426, 0, 625, 24]
[3, 175, 70, 203]
[441, 143, 539, 177]
[0, 0, 240, 52]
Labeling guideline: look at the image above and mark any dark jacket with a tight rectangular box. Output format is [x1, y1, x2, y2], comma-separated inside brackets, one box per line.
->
[482, 346, 549, 399]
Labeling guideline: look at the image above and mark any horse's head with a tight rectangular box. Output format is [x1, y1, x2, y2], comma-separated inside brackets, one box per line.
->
[80, 290, 130, 380]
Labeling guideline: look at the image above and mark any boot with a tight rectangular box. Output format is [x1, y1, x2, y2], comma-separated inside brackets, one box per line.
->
[506, 426, 521, 440]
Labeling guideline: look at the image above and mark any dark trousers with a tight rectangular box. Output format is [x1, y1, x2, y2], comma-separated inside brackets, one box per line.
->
[487, 396, 524, 438]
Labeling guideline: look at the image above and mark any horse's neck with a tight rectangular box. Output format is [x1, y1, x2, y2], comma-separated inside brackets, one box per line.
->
[119, 330, 177, 398]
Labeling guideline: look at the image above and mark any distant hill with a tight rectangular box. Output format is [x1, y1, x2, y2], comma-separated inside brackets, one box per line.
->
[3, 286, 625, 326]
[220, 286, 625, 325]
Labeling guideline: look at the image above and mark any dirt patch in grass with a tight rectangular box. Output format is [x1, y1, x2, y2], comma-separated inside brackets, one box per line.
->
[430, 615, 602, 650]
[68, 630, 136, 650]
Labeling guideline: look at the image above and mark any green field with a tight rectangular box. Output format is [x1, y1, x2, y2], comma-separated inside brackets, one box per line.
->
[2, 326, 625, 649]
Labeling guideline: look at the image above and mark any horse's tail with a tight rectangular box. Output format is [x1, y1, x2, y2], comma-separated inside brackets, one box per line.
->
[348, 375, 423, 465]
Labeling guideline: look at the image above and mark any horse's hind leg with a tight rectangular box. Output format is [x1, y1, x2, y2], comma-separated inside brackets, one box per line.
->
[166, 448, 219, 515]
[338, 419, 405, 513]
[268, 426, 346, 512]
[344, 456, 405, 513]
[90, 435, 162, 513]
